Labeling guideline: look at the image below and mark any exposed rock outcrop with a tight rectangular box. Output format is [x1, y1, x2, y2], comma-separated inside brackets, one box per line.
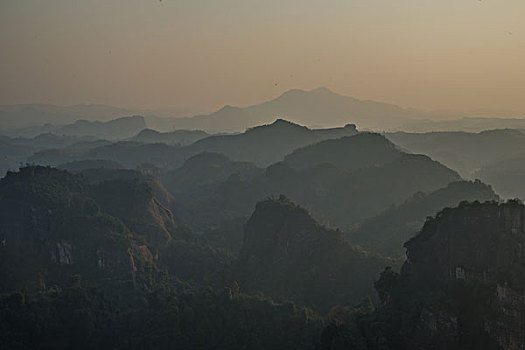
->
[384, 200, 525, 349]
[0, 166, 156, 292]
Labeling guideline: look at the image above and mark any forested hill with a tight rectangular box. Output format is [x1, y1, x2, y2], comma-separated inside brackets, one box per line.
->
[237, 196, 397, 311]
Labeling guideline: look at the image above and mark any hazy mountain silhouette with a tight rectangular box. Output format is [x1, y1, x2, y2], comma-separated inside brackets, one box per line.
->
[401, 116, 525, 133]
[0, 104, 137, 130]
[474, 155, 525, 199]
[59, 116, 146, 140]
[26, 119, 357, 169]
[386, 129, 525, 178]
[28, 141, 180, 169]
[1, 132, 99, 149]
[2, 115, 146, 139]
[0, 133, 109, 176]
[182, 119, 358, 166]
[128, 128, 209, 145]
[162, 152, 262, 197]
[374, 200, 525, 348]
[58, 159, 124, 172]
[350, 180, 499, 256]
[165, 133, 461, 240]
[166, 87, 420, 132]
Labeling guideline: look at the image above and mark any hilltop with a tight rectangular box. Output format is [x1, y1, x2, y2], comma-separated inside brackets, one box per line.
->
[165, 133, 462, 241]
[350, 180, 500, 256]
[128, 128, 209, 146]
[372, 200, 525, 348]
[182, 119, 358, 166]
[237, 196, 397, 311]
[166, 87, 419, 132]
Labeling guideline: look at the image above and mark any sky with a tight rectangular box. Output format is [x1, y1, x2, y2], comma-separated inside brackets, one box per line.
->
[1, 0, 524, 115]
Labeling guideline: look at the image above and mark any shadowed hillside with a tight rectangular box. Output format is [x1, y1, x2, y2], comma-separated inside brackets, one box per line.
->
[25, 120, 357, 169]
[371, 200, 525, 349]
[181, 119, 358, 166]
[350, 180, 500, 257]
[236, 196, 397, 311]
[0, 166, 150, 292]
[475, 155, 525, 199]
[169, 133, 461, 239]
[386, 129, 525, 178]
[128, 128, 209, 146]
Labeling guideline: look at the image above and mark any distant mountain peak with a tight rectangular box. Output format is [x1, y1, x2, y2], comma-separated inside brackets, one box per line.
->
[310, 86, 335, 94]
[136, 128, 160, 136]
[217, 105, 242, 113]
[246, 118, 307, 133]
[271, 118, 302, 127]
[278, 87, 336, 97]
[277, 88, 308, 97]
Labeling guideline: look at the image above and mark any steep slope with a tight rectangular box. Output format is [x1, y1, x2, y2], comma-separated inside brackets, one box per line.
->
[350, 180, 500, 257]
[237, 197, 396, 311]
[91, 178, 175, 246]
[69, 167, 178, 245]
[77, 167, 175, 209]
[0, 166, 151, 292]
[375, 200, 525, 349]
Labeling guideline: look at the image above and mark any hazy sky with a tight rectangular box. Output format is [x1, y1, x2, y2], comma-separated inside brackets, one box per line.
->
[1, 0, 524, 115]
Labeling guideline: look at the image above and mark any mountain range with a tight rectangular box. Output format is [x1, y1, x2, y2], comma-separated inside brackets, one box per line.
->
[165, 87, 421, 132]
[4, 88, 525, 137]
[386, 129, 525, 182]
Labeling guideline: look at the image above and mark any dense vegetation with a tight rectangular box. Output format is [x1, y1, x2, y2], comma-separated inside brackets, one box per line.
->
[0, 166, 397, 349]
[4, 116, 525, 349]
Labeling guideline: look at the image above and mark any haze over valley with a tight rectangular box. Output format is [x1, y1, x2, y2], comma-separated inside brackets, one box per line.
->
[2, 1, 525, 349]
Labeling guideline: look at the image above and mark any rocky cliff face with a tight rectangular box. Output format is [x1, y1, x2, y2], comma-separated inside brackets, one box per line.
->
[0, 166, 154, 292]
[404, 200, 525, 287]
[398, 200, 525, 349]
[351, 180, 499, 257]
[91, 178, 176, 245]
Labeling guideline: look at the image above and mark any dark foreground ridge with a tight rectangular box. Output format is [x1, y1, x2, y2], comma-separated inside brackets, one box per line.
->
[373, 200, 525, 349]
